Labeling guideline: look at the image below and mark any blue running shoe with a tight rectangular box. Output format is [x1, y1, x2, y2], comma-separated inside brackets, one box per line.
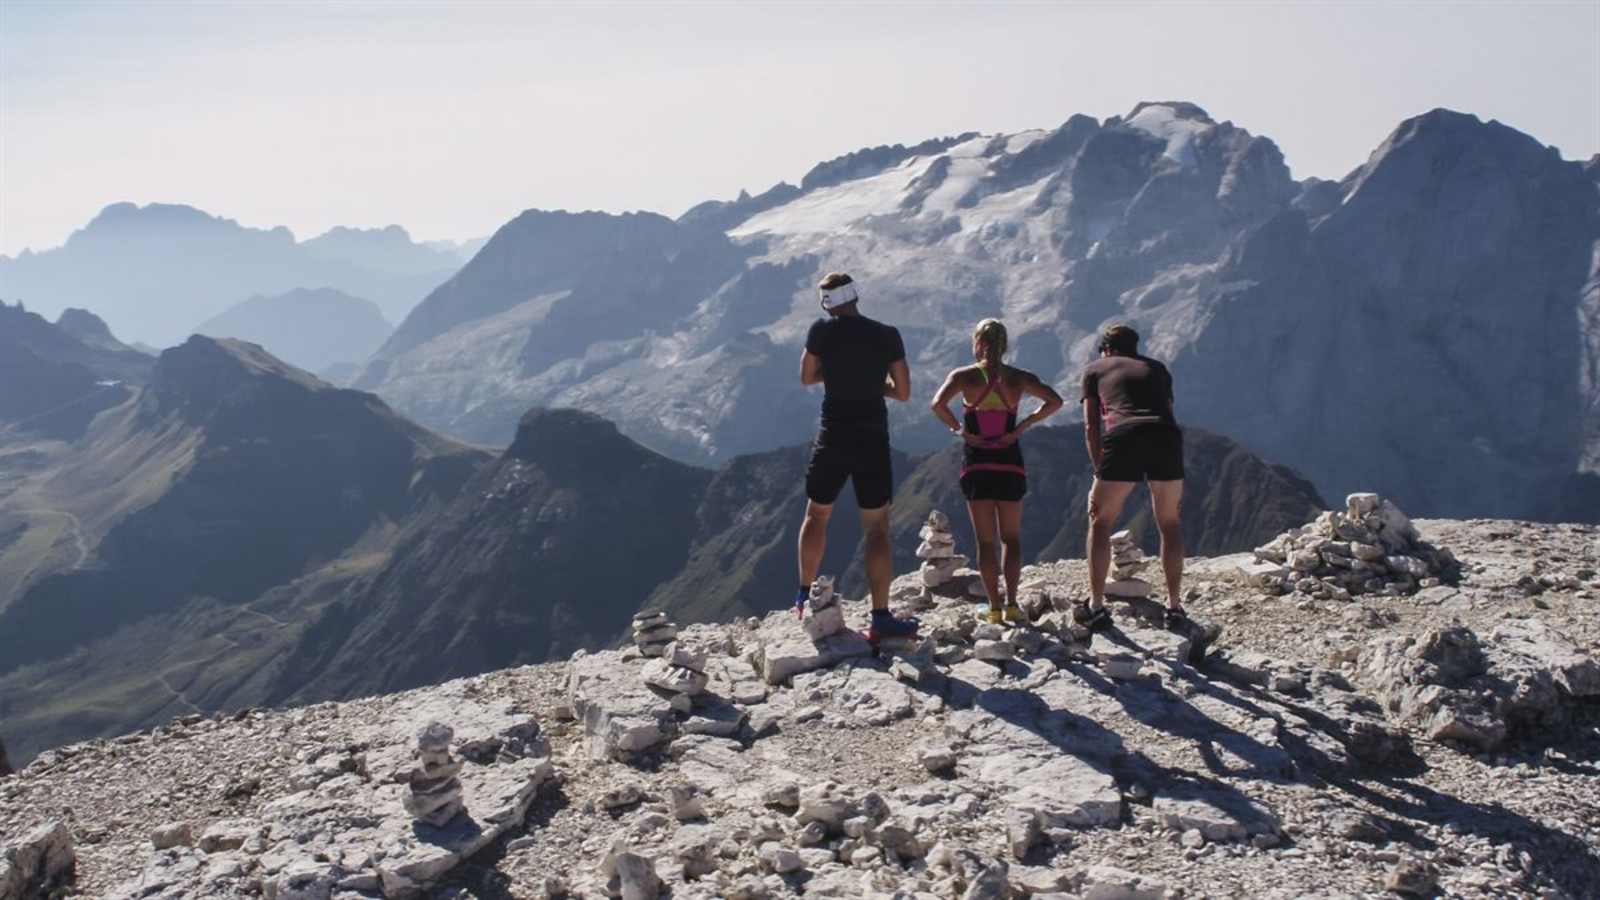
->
[793, 586, 808, 620]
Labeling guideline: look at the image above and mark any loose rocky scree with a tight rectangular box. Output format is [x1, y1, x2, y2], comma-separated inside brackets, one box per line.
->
[2, 504, 1598, 899]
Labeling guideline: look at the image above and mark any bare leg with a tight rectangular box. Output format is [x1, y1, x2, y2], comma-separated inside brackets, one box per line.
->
[1148, 480, 1185, 609]
[997, 500, 1024, 606]
[797, 500, 833, 589]
[861, 504, 892, 611]
[966, 499, 1001, 610]
[1086, 478, 1136, 609]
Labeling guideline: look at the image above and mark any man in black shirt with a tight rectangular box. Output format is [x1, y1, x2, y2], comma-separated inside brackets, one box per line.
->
[1077, 323, 1191, 631]
[796, 272, 919, 640]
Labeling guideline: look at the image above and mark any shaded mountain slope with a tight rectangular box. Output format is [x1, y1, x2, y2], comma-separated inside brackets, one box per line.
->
[276, 408, 712, 702]
[0, 337, 485, 762]
[0, 302, 152, 440]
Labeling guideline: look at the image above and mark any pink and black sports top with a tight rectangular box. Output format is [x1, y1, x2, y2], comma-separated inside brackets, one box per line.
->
[961, 366, 1025, 477]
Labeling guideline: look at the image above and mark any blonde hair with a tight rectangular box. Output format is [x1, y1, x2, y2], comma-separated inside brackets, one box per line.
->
[973, 318, 1008, 365]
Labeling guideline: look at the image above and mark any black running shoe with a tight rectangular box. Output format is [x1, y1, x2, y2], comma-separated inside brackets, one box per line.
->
[867, 610, 920, 641]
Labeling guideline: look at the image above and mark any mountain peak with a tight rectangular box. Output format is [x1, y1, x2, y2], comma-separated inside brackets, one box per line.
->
[507, 407, 624, 460]
[152, 335, 326, 411]
[55, 308, 115, 343]
[1124, 100, 1214, 124]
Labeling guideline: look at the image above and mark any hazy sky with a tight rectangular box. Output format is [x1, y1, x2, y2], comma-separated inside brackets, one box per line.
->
[2, 1, 1596, 256]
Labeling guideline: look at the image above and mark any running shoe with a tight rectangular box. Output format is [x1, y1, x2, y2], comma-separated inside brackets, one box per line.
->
[867, 610, 920, 641]
[1002, 604, 1027, 625]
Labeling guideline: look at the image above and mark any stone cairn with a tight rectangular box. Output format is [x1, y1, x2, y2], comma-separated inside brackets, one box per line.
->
[641, 640, 709, 706]
[1245, 492, 1460, 599]
[916, 511, 967, 591]
[632, 610, 678, 658]
[799, 576, 847, 641]
[402, 722, 465, 828]
[1105, 529, 1153, 600]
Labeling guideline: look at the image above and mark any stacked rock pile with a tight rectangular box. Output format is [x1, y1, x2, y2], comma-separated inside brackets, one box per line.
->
[401, 722, 465, 828]
[1244, 493, 1460, 599]
[641, 641, 709, 704]
[916, 511, 967, 590]
[632, 611, 678, 657]
[1105, 530, 1153, 600]
[800, 576, 847, 641]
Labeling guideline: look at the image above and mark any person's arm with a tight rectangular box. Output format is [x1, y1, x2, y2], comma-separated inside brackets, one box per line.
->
[929, 369, 965, 435]
[800, 349, 823, 386]
[883, 358, 911, 401]
[1084, 396, 1103, 467]
[1012, 372, 1064, 435]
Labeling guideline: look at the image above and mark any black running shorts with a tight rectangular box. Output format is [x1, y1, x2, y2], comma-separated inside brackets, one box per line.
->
[1097, 423, 1184, 482]
[960, 469, 1027, 502]
[805, 426, 893, 509]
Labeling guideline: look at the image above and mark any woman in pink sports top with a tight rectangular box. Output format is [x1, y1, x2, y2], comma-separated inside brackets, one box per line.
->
[930, 319, 1064, 624]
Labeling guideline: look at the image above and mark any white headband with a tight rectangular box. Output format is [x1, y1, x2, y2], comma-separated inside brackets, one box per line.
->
[819, 282, 859, 310]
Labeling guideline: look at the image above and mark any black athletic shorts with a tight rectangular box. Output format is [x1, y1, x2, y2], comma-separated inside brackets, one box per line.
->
[1098, 423, 1184, 482]
[960, 469, 1027, 502]
[805, 425, 893, 509]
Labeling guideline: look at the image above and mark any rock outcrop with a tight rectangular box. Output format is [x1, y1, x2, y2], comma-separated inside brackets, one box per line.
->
[1357, 620, 1600, 751]
[0, 822, 75, 900]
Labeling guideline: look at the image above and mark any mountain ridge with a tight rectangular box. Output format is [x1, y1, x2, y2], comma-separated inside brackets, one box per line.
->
[356, 101, 1600, 521]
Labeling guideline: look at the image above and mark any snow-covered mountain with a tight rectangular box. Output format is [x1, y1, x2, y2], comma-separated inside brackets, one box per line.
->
[358, 102, 1600, 519]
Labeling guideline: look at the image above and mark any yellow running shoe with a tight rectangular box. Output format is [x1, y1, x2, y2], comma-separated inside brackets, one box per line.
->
[1002, 604, 1027, 625]
[984, 608, 1004, 625]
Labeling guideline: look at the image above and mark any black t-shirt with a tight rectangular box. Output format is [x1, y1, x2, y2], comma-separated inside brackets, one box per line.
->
[1080, 354, 1176, 433]
[805, 314, 905, 430]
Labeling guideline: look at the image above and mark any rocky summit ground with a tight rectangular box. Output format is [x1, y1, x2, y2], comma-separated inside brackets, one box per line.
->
[2, 514, 1598, 900]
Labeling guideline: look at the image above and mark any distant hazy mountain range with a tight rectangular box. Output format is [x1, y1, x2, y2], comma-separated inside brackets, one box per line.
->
[195, 287, 392, 377]
[354, 102, 1600, 521]
[0, 312, 1321, 764]
[0, 204, 471, 346]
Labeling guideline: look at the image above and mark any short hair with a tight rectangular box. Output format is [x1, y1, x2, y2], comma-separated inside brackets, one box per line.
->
[1100, 324, 1139, 354]
[818, 272, 854, 291]
[973, 318, 1008, 362]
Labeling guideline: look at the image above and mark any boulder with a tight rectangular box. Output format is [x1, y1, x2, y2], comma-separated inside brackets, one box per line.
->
[0, 822, 75, 900]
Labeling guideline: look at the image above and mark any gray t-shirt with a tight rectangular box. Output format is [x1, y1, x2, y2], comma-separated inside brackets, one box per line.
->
[1080, 354, 1176, 433]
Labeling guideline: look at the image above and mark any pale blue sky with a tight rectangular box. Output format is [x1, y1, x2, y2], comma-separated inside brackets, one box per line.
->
[1, 0, 1596, 255]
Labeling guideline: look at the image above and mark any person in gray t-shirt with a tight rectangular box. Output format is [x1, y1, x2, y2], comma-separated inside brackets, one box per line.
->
[1076, 324, 1191, 633]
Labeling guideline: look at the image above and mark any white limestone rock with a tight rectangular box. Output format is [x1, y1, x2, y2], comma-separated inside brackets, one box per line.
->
[1104, 578, 1152, 599]
[569, 651, 679, 759]
[641, 659, 709, 697]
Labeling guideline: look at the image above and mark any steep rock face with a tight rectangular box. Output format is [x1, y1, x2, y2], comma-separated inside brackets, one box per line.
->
[277, 408, 712, 702]
[357, 104, 1598, 521]
[0, 204, 461, 344]
[1177, 110, 1600, 517]
[194, 287, 392, 375]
